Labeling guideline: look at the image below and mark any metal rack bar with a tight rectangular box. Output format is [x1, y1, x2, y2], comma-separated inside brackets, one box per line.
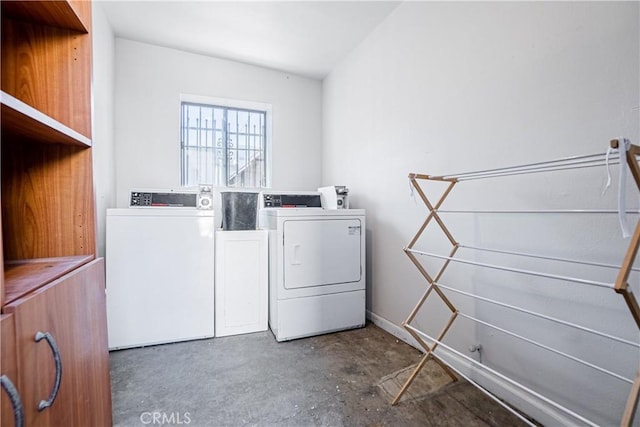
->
[432, 152, 620, 181]
[435, 281, 640, 349]
[405, 324, 600, 427]
[457, 312, 633, 384]
[437, 209, 640, 214]
[406, 248, 615, 289]
[458, 244, 640, 273]
[453, 160, 619, 181]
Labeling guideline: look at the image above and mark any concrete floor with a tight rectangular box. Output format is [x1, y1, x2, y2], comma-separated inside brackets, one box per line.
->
[110, 323, 529, 426]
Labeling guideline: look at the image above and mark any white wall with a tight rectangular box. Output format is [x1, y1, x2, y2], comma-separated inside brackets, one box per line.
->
[114, 39, 323, 208]
[92, 3, 117, 257]
[323, 2, 639, 425]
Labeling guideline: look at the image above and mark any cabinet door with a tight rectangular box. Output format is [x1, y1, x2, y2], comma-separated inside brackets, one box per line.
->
[1, 313, 22, 427]
[3, 259, 111, 426]
[215, 230, 268, 337]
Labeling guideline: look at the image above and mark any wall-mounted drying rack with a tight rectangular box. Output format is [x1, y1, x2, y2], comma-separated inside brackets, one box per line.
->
[393, 139, 640, 426]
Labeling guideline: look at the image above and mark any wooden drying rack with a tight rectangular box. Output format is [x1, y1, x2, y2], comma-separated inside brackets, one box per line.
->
[392, 139, 640, 426]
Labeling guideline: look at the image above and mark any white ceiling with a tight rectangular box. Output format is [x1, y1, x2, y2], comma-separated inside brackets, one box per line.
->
[98, 1, 401, 80]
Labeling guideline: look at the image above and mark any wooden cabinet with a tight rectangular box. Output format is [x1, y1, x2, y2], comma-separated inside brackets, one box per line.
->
[1, 1, 111, 425]
[3, 260, 111, 426]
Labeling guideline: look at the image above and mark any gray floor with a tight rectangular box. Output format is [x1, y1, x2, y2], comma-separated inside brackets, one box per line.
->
[110, 323, 529, 427]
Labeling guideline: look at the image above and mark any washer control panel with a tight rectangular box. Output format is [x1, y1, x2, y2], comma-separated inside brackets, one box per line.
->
[130, 190, 198, 207]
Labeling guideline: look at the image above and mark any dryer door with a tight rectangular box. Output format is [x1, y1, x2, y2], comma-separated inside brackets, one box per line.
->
[283, 218, 362, 289]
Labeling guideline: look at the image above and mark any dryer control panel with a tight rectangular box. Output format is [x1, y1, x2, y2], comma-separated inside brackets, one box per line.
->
[262, 193, 322, 208]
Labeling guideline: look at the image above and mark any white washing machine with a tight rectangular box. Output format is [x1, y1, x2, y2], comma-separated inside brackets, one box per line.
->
[106, 189, 215, 349]
[259, 191, 366, 341]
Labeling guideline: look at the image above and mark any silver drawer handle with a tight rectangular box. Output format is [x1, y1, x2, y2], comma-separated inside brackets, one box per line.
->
[1, 374, 24, 427]
[34, 331, 62, 411]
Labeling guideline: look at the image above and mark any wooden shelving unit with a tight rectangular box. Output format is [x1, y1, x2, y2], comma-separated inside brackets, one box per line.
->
[1, 1, 112, 425]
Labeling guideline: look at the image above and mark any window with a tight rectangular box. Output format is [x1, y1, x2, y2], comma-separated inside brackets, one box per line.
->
[180, 99, 269, 188]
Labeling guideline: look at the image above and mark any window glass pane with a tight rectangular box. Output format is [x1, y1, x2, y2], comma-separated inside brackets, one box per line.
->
[186, 148, 200, 185]
[204, 129, 214, 148]
[227, 109, 237, 135]
[238, 149, 247, 171]
[237, 111, 248, 149]
[213, 109, 224, 131]
[181, 102, 267, 187]
[187, 129, 198, 147]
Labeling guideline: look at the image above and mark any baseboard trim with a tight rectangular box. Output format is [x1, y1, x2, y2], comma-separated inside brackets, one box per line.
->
[367, 310, 421, 350]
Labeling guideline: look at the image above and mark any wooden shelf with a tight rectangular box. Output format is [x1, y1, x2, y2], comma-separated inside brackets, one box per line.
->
[1, 91, 91, 147]
[1, 0, 89, 33]
[3, 255, 94, 305]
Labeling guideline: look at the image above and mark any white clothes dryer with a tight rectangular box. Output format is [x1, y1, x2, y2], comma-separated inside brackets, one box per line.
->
[259, 191, 366, 342]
